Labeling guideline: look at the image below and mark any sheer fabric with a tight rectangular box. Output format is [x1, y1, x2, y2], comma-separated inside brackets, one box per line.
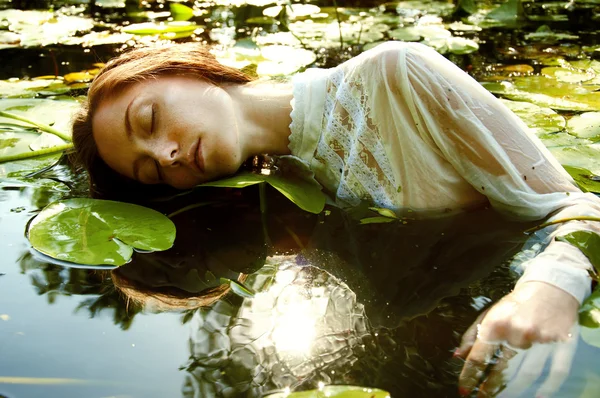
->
[289, 41, 600, 303]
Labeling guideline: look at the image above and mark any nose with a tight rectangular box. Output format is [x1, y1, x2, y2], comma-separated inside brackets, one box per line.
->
[156, 143, 180, 167]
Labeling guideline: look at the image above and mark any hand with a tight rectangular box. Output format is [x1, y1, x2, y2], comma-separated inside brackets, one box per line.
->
[455, 281, 580, 397]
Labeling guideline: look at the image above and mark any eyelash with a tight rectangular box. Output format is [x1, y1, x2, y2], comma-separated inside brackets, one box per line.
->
[149, 103, 156, 134]
[150, 103, 162, 182]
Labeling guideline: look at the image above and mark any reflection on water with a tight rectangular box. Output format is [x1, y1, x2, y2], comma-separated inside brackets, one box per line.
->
[3, 177, 600, 397]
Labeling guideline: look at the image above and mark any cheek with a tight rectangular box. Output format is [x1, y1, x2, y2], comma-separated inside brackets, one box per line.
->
[165, 169, 201, 190]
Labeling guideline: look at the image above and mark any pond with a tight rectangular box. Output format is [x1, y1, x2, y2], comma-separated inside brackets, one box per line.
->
[2, 1, 600, 397]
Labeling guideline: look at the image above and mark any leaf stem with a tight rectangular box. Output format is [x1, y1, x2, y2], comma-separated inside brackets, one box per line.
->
[0, 143, 73, 163]
[525, 216, 600, 234]
[0, 110, 71, 141]
[259, 183, 272, 247]
[332, 0, 344, 50]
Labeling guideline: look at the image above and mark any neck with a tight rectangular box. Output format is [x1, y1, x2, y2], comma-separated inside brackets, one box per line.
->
[225, 82, 293, 160]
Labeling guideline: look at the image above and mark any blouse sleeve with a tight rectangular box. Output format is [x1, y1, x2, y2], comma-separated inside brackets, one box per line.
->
[379, 41, 599, 303]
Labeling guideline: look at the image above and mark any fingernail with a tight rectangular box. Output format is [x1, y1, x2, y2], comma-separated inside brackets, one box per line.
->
[459, 387, 471, 397]
[453, 348, 462, 358]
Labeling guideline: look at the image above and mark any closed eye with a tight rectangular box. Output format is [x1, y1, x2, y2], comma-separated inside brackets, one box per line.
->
[150, 103, 156, 134]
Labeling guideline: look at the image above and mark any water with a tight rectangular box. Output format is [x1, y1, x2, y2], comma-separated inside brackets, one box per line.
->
[2, 1, 600, 397]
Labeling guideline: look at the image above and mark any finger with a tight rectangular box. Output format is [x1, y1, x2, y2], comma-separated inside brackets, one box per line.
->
[498, 343, 552, 398]
[535, 328, 579, 397]
[459, 339, 499, 396]
[456, 310, 490, 359]
[477, 346, 518, 398]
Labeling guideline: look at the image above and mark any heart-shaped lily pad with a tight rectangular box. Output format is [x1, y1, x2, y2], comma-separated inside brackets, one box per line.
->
[28, 198, 176, 266]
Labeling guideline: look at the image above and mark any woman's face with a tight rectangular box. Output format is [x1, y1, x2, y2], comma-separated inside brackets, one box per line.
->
[92, 76, 243, 189]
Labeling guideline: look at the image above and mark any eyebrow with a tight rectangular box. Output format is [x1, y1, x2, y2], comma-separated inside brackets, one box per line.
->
[124, 97, 142, 182]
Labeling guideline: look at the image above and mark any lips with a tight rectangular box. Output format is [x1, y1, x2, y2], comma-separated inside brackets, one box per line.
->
[194, 138, 205, 173]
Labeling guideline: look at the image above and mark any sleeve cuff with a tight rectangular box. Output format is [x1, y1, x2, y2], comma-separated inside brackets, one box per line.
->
[515, 256, 592, 304]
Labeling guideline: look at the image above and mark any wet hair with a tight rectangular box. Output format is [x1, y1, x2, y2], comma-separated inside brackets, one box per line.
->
[111, 268, 249, 312]
[71, 42, 255, 199]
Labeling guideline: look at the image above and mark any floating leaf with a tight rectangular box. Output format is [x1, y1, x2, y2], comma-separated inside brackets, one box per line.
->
[563, 166, 600, 194]
[263, 4, 320, 19]
[199, 157, 326, 214]
[122, 21, 201, 36]
[28, 199, 176, 266]
[170, 3, 195, 21]
[482, 76, 600, 111]
[557, 231, 600, 274]
[264, 385, 390, 398]
[524, 25, 579, 42]
[368, 207, 398, 219]
[360, 216, 397, 225]
[500, 99, 565, 135]
[446, 36, 479, 54]
[567, 112, 600, 140]
[549, 144, 600, 175]
[579, 288, 600, 330]
[541, 67, 595, 84]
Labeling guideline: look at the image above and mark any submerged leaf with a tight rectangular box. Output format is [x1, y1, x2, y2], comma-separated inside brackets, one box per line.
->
[219, 277, 255, 298]
[28, 199, 176, 266]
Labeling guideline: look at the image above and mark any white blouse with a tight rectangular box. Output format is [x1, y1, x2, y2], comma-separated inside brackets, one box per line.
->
[289, 41, 600, 304]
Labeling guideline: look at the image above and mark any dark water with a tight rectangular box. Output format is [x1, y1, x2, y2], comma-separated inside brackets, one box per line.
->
[2, 1, 600, 398]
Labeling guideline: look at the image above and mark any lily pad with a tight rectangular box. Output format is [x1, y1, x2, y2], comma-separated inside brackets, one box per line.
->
[0, 98, 79, 138]
[28, 199, 176, 266]
[264, 385, 390, 398]
[566, 112, 600, 140]
[0, 78, 70, 99]
[557, 231, 600, 274]
[198, 157, 326, 214]
[499, 99, 565, 135]
[122, 21, 201, 36]
[580, 286, 600, 331]
[482, 76, 600, 111]
[563, 165, 600, 194]
[549, 144, 600, 175]
[263, 4, 321, 19]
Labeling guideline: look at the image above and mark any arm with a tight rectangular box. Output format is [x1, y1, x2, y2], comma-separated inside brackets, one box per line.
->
[375, 41, 598, 395]
[377, 41, 598, 304]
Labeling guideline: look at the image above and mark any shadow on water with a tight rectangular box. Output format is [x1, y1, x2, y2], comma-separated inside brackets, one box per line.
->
[2, 1, 600, 398]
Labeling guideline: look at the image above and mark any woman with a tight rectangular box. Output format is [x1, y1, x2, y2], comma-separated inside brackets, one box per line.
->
[72, 40, 600, 396]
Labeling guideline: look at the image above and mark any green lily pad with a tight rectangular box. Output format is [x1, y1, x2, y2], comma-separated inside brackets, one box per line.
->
[170, 3, 195, 21]
[499, 99, 565, 135]
[563, 165, 600, 194]
[28, 199, 176, 266]
[537, 132, 592, 148]
[548, 144, 600, 175]
[388, 27, 421, 42]
[198, 157, 326, 214]
[264, 385, 390, 398]
[524, 25, 579, 42]
[482, 76, 600, 111]
[122, 21, 201, 36]
[0, 98, 78, 137]
[557, 231, 600, 274]
[446, 36, 479, 54]
[579, 287, 600, 329]
[263, 4, 320, 19]
[0, 79, 70, 99]
[566, 112, 600, 139]
[542, 67, 595, 84]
